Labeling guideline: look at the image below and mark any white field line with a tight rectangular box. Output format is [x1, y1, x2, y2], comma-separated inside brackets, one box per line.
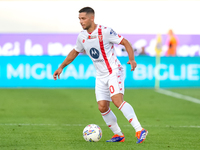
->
[156, 89, 200, 104]
[0, 123, 199, 128]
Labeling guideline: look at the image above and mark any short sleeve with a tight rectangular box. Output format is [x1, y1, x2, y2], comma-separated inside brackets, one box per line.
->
[74, 34, 84, 53]
[105, 28, 124, 44]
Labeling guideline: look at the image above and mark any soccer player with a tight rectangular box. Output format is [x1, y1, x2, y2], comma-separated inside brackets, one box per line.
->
[53, 7, 148, 143]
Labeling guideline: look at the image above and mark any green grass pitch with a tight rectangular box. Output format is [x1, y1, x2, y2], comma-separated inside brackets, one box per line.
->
[0, 88, 200, 150]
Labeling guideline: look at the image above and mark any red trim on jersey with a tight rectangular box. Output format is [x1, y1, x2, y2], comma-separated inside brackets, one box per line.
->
[119, 38, 124, 45]
[119, 101, 126, 110]
[98, 27, 112, 74]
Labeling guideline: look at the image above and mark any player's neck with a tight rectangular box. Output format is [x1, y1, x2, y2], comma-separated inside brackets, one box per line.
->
[87, 23, 97, 34]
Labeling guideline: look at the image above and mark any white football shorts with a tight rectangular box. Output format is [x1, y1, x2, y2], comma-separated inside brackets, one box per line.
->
[95, 69, 125, 102]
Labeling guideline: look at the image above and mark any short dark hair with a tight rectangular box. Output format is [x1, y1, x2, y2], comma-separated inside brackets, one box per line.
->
[79, 7, 95, 15]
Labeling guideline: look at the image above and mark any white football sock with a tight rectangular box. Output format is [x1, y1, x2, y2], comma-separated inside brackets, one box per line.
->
[101, 108, 123, 135]
[119, 101, 143, 132]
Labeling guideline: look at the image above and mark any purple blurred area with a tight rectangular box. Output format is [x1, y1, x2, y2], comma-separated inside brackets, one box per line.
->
[0, 34, 199, 57]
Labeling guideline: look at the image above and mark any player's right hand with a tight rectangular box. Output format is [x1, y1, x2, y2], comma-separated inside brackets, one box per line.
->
[127, 60, 137, 71]
[53, 67, 63, 80]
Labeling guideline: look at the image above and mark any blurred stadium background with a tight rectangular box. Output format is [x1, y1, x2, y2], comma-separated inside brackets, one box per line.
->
[0, 0, 200, 88]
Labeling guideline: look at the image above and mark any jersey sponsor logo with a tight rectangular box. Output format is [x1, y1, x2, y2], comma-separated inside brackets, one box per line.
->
[82, 39, 85, 43]
[110, 29, 117, 36]
[90, 48, 99, 59]
[93, 59, 104, 63]
[88, 35, 97, 39]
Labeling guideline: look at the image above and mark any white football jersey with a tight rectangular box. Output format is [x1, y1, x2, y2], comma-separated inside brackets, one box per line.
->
[75, 25, 124, 78]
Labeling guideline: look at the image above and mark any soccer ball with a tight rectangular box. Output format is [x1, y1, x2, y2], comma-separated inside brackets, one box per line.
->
[83, 124, 102, 142]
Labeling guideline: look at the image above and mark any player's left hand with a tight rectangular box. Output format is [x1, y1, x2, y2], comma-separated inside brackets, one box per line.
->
[127, 60, 137, 71]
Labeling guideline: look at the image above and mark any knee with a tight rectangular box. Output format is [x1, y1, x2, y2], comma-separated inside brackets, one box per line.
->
[98, 104, 109, 113]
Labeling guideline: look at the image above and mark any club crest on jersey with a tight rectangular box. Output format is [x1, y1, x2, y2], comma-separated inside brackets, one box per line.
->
[110, 29, 117, 36]
[98, 35, 103, 42]
[90, 48, 99, 59]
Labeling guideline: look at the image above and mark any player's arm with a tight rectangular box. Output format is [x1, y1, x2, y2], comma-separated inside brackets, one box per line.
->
[53, 49, 79, 80]
[120, 38, 137, 71]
